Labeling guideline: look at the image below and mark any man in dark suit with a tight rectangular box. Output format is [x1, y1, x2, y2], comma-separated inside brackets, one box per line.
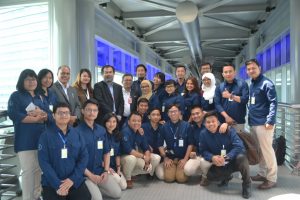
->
[93, 65, 124, 125]
[50, 65, 81, 126]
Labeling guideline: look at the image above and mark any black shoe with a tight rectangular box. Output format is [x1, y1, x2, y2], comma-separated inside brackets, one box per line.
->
[218, 175, 233, 187]
[242, 185, 252, 199]
[146, 174, 154, 180]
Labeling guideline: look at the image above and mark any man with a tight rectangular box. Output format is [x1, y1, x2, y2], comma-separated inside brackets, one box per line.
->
[76, 99, 121, 200]
[157, 104, 193, 183]
[50, 65, 81, 125]
[198, 111, 251, 199]
[245, 59, 278, 190]
[131, 64, 150, 111]
[94, 65, 124, 125]
[120, 74, 133, 128]
[175, 65, 186, 95]
[136, 98, 150, 124]
[199, 63, 221, 86]
[214, 64, 249, 132]
[38, 103, 91, 200]
[120, 111, 161, 188]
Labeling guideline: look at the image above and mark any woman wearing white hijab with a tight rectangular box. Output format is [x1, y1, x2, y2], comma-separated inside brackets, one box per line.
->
[201, 73, 216, 112]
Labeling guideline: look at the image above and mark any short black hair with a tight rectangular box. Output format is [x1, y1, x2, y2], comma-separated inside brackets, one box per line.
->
[137, 98, 149, 106]
[245, 58, 260, 66]
[167, 103, 180, 111]
[37, 69, 54, 92]
[128, 111, 142, 121]
[154, 72, 165, 83]
[175, 65, 186, 71]
[136, 64, 147, 72]
[122, 73, 133, 81]
[101, 65, 115, 74]
[148, 107, 162, 115]
[53, 102, 71, 114]
[200, 63, 212, 70]
[203, 111, 219, 121]
[191, 105, 203, 112]
[164, 79, 176, 87]
[16, 69, 38, 93]
[82, 98, 99, 109]
[222, 63, 236, 71]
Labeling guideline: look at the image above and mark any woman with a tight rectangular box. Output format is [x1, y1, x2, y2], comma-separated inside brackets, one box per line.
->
[8, 69, 51, 200]
[73, 68, 93, 107]
[139, 80, 160, 110]
[37, 68, 57, 111]
[152, 72, 166, 100]
[182, 77, 201, 121]
[201, 72, 216, 112]
[103, 113, 127, 190]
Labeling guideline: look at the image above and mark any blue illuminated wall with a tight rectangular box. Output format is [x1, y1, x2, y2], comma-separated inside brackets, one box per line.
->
[239, 32, 290, 80]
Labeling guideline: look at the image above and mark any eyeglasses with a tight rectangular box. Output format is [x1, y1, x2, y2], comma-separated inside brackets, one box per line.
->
[56, 111, 71, 116]
[24, 78, 37, 82]
[85, 108, 98, 113]
[60, 72, 70, 76]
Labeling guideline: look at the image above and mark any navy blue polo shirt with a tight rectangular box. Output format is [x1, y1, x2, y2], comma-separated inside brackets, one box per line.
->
[183, 92, 201, 121]
[190, 123, 205, 156]
[161, 93, 185, 121]
[159, 120, 193, 159]
[176, 80, 186, 95]
[76, 121, 110, 175]
[7, 91, 52, 153]
[214, 78, 249, 124]
[248, 74, 277, 126]
[107, 132, 121, 171]
[198, 127, 245, 162]
[200, 96, 215, 112]
[38, 124, 88, 190]
[121, 126, 150, 155]
[142, 122, 162, 154]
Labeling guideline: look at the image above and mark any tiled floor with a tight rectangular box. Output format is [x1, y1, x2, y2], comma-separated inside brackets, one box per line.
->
[5, 165, 300, 200]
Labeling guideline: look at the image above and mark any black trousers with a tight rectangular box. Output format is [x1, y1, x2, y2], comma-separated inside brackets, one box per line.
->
[207, 153, 251, 186]
[42, 182, 91, 200]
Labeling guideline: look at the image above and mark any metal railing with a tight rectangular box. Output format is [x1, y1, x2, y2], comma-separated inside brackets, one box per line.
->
[0, 110, 19, 199]
[276, 103, 300, 174]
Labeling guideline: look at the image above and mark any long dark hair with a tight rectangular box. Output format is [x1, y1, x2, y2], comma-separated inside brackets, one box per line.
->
[183, 76, 200, 95]
[16, 69, 38, 93]
[103, 113, 122, 141]
[73, 68, 93, 92]
[37, 68, 54, 94]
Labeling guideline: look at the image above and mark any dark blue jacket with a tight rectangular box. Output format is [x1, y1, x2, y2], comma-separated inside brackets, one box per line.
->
[149, 94, 161, 110]
[214, 78, 249, 124]
[121, 126, 150, 155]
[7, 91, 52, 152]
[159, 120, 193, 159]
[248, 74, 277, 126]
[200, 96, 215, 112]
[153, 84, 166, 100]
[176, 80, 186, 95]
[43, 89, 58, 108]
[183, 92, 201, 121]
[198, 127, 245, 162]
[190, 123, 205, 155]
[161, 93, 185, 121]
[107, 132, 121, 171]
[38, 125, 88, 190]
[76, 122, 110, 175]
[142, 122, 162, 154]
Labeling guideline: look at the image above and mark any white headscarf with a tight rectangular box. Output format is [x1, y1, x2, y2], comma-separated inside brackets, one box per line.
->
[201, 73, 216, 104]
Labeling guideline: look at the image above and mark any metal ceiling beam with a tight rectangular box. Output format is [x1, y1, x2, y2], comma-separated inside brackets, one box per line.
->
[143, 18, 178, 36]
[164, 47, 189, 55]
[146, 37, 247, 45]
[199, 0, 233, 14]
[123, 10, 175, 20]
[203, 15, 251, 32]
[135, 0, 176, 12]
[144, 40, 186, 44]
[205, 45, 237, 53]
[205, 4, 266, 15]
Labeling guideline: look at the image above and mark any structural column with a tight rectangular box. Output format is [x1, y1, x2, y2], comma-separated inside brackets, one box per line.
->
[248, 34, 258, 60]
[290, 0, 300, 104]
[49, 0, 78, 81]
[77, 0, 96, 84]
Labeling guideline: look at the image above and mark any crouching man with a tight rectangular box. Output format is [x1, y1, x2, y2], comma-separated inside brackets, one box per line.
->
[198, 111, 251, 199]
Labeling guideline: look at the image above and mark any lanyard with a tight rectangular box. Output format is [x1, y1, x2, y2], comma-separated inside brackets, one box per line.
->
[57, 132, 67, 148]
[170, 121, 181, 139]
[85, 88, 90, 100]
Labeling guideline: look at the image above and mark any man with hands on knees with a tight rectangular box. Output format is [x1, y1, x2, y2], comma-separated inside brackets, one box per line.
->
[198, 111, 251, 199]
[38, 103, 91, 200]
[120, 111, 161, 189]
[76, 99, 121, 200]
[156, 104, 193, 183]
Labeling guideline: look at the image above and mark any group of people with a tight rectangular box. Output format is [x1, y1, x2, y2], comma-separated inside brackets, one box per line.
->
[7, 59, 277, 200]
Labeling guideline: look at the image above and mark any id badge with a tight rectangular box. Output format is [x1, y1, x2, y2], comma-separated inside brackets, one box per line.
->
[162, 105, 165, 112]
[110, 148, 114, 156]
[251, 96, 255, 104]
[97, 141, 103, 149]
[61, 148, 68, 159]
[49, 104, 53, 112]
[128, 97, 132, 104]
[221, 149, 226, 157]
[181, 92, 185, 96]
[228, 98, 233, 102]
[179, 139, 184, 147]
